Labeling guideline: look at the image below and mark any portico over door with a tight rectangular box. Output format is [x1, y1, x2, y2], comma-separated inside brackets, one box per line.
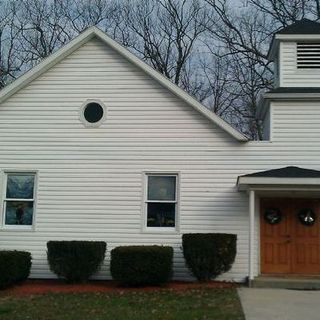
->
[237, 165, 320, 280]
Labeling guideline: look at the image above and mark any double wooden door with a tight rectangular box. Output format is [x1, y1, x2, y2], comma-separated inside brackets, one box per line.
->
[260, 198, 320, 274]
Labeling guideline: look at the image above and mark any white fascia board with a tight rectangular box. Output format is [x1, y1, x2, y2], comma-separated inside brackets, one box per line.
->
[0, 27, 248, 142]
[264, 93, 320, 100]
[268, 34, 320, 61]
[0, 28, 96, 104]
[275, 34, 320, 41]
[237, 176, 320, 191]
[92, 28, 248, 142]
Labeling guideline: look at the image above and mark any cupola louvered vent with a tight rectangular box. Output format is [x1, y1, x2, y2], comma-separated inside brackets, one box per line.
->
[297, 43, 320, 69]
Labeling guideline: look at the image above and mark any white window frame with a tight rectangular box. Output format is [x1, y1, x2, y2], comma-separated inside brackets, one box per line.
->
[1, 171, 38, 230]
[142, 172, 180, 233]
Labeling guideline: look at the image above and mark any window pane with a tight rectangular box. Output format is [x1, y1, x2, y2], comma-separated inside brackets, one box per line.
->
[148, 176, 176, 201]
[147, 202, 175, 227]
[5, 201, 33, 225]
[84, 102, 104, 123]
[6, 175, 35, 199]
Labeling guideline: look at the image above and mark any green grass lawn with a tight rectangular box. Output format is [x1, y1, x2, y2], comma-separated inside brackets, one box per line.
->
[0, 288, 244, 320]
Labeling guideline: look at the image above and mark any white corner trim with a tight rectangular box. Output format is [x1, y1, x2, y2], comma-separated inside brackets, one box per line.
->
[0, 26, 248, 142]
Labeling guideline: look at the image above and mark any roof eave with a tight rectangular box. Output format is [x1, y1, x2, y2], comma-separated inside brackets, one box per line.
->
[275, 34, 320, 41]
[264, 92, 320, 100]
[0, 28, 96, 105]
[92, 28, 248, 142]
[237, 176, 320, 191]
[268, 34, 320, 61]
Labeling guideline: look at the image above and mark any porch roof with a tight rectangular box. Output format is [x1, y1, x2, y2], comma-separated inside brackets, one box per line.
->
[237, 166, 320, 191]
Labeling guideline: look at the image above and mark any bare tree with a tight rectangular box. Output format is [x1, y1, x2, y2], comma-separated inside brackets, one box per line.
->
[202, 0, 320, 138]
[13, 0, 71, 65]
[1, 0, 320, 139]
[113, 0, 210, 88]
[0, 1, 24, 88]
[59, 0, 115, 33]
[249, 0, 313, 25]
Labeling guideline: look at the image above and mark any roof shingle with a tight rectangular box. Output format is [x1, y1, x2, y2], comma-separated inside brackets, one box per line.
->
[276, 19, 320, 35]
[241, 166, 320, 178]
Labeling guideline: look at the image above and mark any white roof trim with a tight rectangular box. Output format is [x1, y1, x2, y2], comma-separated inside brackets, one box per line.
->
[268, 34, 320, 61]
[264, 93, 320, 100]
[275, 34, 320, 41]
[0, 27, 247, 142]
[238, 176, 320, 191]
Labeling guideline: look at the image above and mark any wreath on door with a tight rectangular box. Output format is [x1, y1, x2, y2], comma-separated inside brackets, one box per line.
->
[264, 208, 282, 225]
[297, 208, 316, 226]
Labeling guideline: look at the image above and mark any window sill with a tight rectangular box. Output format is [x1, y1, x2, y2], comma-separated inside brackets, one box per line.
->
[0, 226, 35, 231]
[142, 227, 180, 234]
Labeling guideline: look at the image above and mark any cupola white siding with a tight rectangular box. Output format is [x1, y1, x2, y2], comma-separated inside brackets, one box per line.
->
[271, 100, 320, 143]
[278, 41, 320, 87]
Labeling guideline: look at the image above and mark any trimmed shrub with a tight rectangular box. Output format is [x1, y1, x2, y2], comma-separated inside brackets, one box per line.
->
[182, 233, 237, 282]
[47, 241, 106, 283]
[110, 245, 173, 286]
[0, 250, 32, 288]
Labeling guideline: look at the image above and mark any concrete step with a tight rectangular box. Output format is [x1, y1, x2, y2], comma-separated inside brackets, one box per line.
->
[251, 276, 320, 290]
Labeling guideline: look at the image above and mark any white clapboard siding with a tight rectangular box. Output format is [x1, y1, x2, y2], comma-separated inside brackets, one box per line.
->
[280, 41, 320, 87]
[271, 101, 320, 142]
[1, 37, 320, 282]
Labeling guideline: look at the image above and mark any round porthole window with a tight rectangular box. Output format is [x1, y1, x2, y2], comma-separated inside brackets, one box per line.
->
[80, 100, 106, 127]
[84, 103, 104, 123]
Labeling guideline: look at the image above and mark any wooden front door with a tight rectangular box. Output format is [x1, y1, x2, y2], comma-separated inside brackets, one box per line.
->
[261, 198, 320, 274]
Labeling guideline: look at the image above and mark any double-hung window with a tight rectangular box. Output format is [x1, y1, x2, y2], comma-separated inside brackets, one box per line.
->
[2, 173, 36, 228]
[145, 174, 178, 230]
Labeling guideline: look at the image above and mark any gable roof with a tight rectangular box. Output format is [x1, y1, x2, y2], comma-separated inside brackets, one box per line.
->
[240, 166, 320, 178]
[276, 19, 320, 35]
[268, 19, 320, 61]
[237, 166, 320, 191]
[0, 27, 247, 142]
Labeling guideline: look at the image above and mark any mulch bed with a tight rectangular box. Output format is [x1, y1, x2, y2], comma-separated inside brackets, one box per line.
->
[0, 279, 239, 296]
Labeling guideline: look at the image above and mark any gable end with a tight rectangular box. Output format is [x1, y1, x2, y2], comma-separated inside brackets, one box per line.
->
[0, 27, 247, 142]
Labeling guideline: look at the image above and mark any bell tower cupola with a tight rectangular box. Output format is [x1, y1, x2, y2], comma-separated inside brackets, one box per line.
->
[268, 19, 320, 88]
